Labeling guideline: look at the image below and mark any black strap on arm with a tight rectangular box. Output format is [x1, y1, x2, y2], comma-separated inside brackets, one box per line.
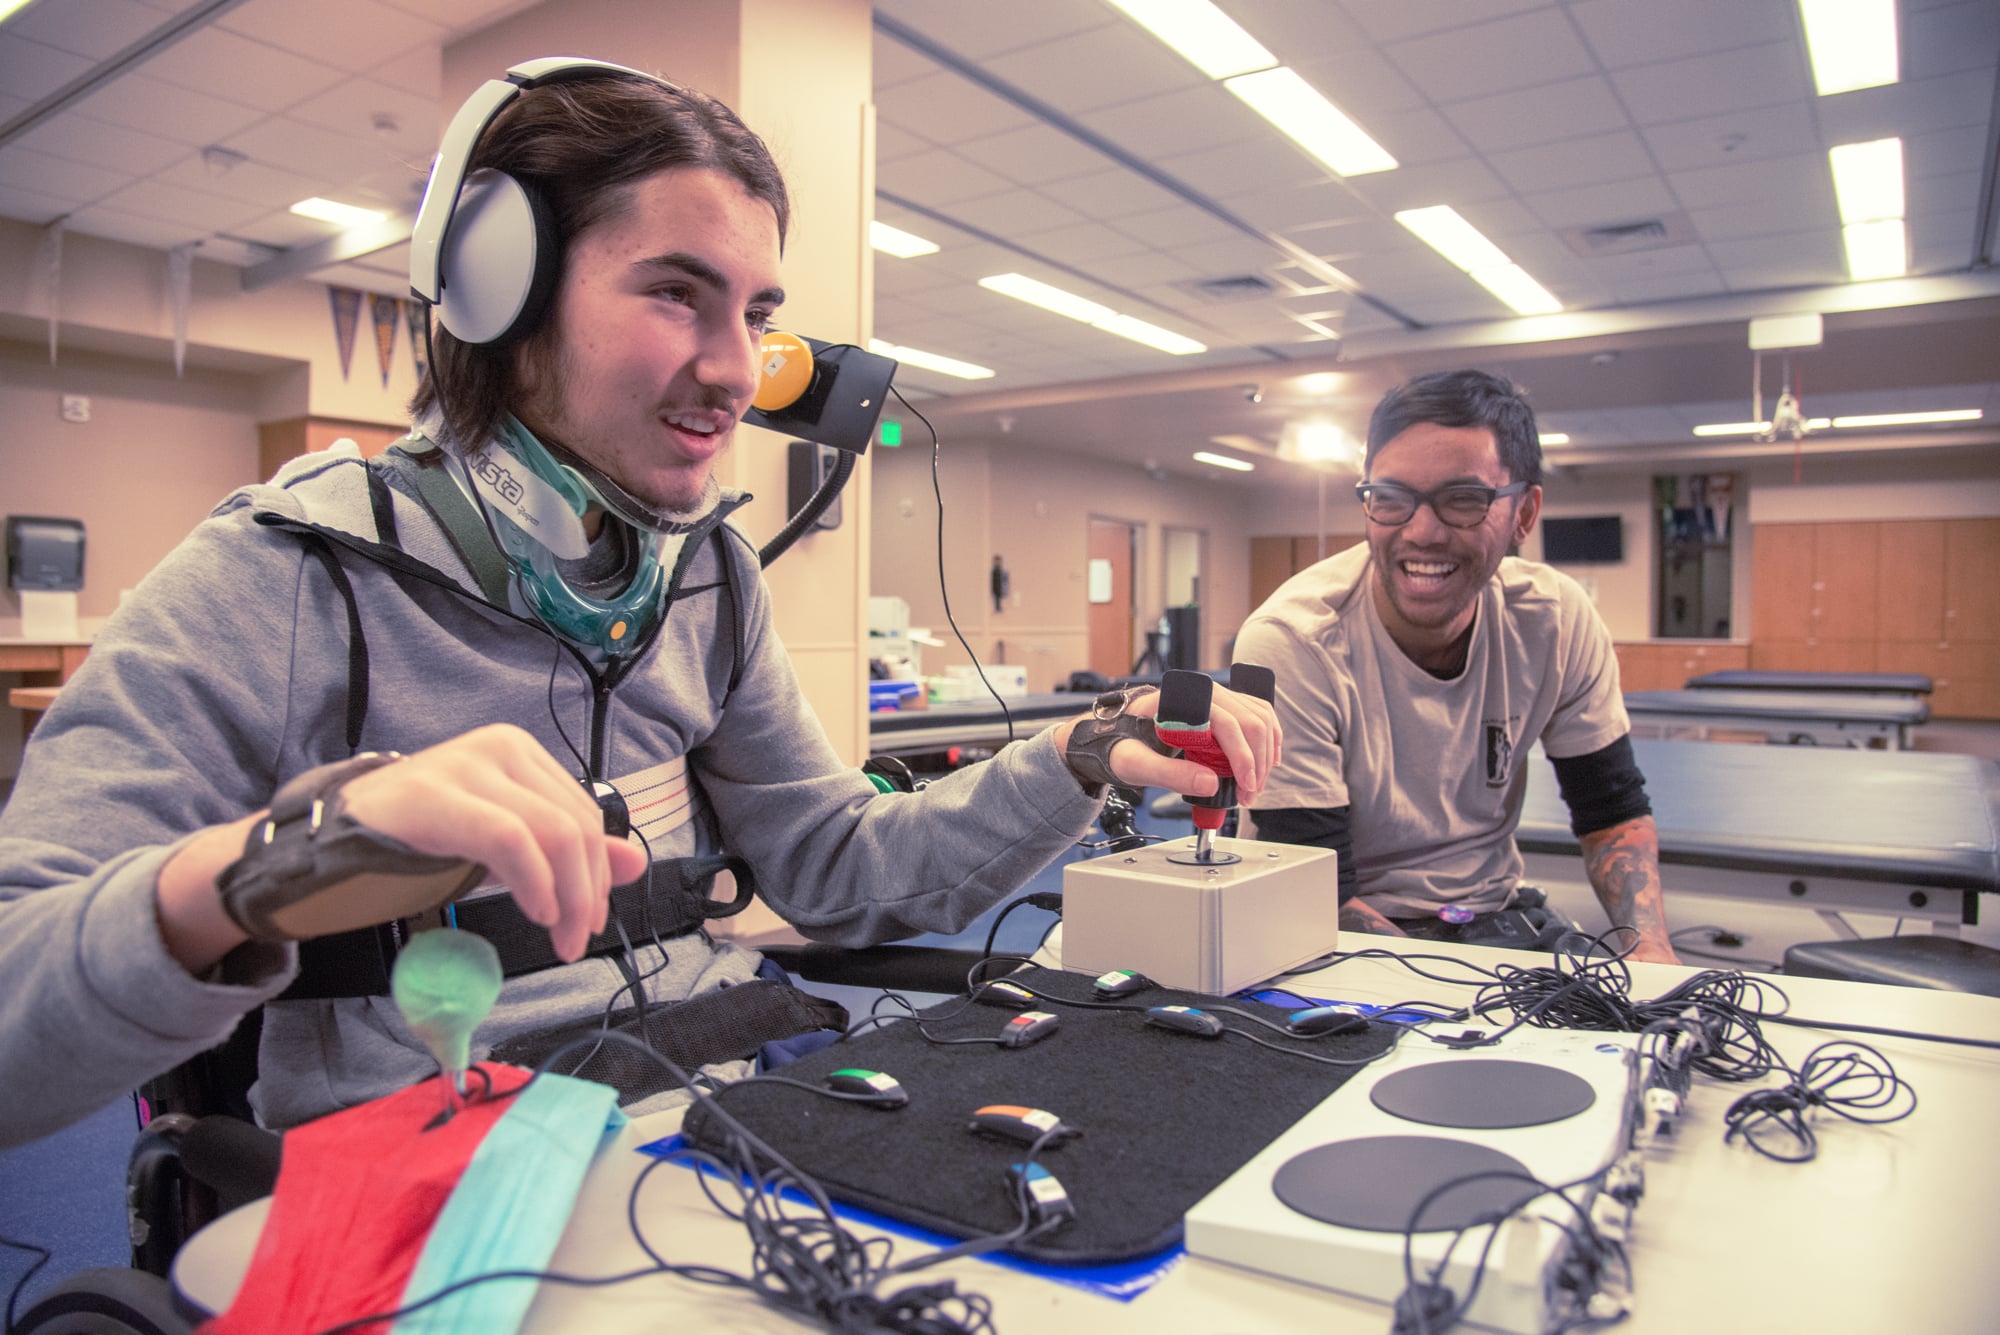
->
[1549, 733, 1652, 837]
[1249, 805, 1358, 903]
[299, 534, 369, 755]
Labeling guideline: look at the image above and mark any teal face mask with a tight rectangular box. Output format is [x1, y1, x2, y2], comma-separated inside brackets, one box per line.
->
[465, 417, 669, 657]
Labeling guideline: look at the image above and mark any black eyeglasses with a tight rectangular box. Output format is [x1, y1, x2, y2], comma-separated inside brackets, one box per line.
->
[1354, 480, 1530, 528]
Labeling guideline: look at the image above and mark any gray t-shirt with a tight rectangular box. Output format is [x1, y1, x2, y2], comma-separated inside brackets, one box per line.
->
[1236, 543, 1628, 919]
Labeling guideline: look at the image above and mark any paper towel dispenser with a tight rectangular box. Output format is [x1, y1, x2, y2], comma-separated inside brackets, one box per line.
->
[6, 516, 86, 592]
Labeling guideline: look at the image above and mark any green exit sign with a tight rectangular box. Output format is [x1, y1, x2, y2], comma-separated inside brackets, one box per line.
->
[878, 421, 903, 447]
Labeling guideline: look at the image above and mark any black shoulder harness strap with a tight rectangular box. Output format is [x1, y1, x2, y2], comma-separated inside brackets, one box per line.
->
[393, 447, 514, 606]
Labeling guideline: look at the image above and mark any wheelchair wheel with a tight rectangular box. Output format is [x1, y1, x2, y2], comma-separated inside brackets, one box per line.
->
[11, 1268, 194, 1335]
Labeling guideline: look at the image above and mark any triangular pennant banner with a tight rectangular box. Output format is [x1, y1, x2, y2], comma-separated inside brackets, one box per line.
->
[370, 293, 400, 388]
[327, 286, 362, 381]
[405, 299, 429, 385]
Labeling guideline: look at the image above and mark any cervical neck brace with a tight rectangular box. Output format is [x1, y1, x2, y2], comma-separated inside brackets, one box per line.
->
[459, 416, 672, 658]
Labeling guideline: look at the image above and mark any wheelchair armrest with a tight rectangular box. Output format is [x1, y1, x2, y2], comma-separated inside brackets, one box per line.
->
[12, 1267, 197, 1335]
[760, 944, 991, 995]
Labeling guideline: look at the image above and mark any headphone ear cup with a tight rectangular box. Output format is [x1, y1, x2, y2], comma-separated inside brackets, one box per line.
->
[435, 168, 561, 345]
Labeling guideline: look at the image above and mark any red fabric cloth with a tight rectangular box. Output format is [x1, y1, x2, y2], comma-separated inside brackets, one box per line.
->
[202, 1064, 529, 1335]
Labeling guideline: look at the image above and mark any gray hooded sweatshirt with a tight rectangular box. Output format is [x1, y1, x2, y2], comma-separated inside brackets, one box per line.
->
[0, 444, 1099, 1146]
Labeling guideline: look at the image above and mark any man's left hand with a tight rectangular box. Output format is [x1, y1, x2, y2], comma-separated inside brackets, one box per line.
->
[1053, 683, 1281, 802]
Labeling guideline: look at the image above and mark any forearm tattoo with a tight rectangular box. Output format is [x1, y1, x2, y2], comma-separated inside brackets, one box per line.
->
[1341, 899, 1406, 937]
[1579, 816, 1669, 941]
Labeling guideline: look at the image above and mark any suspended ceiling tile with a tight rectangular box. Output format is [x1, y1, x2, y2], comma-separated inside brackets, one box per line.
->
[1903, 0, 2000, 79]
[374, 46, 441, 104]
[1088, 249, 1204, 288]
[1708, 230, 1847, 289]
[1225, 179, 1375, 234]
[1522, 176, 1682, 231]
[947, 187, 1088, 237]
[1605, 269, 1730, 305]
[1050, 166, 1192, 221]
[1580, 243, 1721, 279]
[0, 34, 95, 103]
[63, 203, 207, 251]
[1668, 152, 1834, 212]
[1907, 170, 1983, 219]
[221, 116, 411, 189]
[876, 149, 1014, 207]
[1164, 233, 1294, 280]
[68, 74, 264, 147]
[1690, 194, 1831, 243]
[226, 208, 357, 249]
[1450, 196, 1543, 240]
[1610, 42, 1811, 125]
[13, 113, 190, 175]
[1909, 210, 1976, 273]
[0, 145, 128, 206]
[1439, 75, 1630, 153]
[1154, 138, 1324, 199]
[284, 78, 447, 164]
[141, 28, 346, 112]
[1110, 203, 1242, 250]
[875, 0, 1115, 59]
[1485, 130, 1656, 195]
[1339, 0, 1548, 46]
[1359, 104, 1474, 169]
[94, 176, 264, 231]
[952, 122, 1117, 188]
[1385, 9, 1597, 103]
[872, 28, 935, 89]
[1906, 123, 1990, 180]
[1011, 219, 1151, 266]
[152, 152, 327, 210]
[1567, 0, 1793, 69]
[876, 122, 933, 164]
[218, 0, 446, 68]
[1640, 102, 1823, 174]
[1283, 47, 1430, 119]
[1077, 82, 1269, 162]
[978, 23, 1205, 119]
[0, 182, 78, 226]
[875, 71, 1036, 144]
[8, 0, 180, 59]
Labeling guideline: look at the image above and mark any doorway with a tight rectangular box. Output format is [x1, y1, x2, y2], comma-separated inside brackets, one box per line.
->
[1163, 526, 1206, 668]
[1087, 518, 1138, 679]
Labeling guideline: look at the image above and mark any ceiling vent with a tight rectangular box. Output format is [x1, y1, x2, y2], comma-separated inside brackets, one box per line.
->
[1180, 273, 1279, 303]
[1559, 212, 1696, 257]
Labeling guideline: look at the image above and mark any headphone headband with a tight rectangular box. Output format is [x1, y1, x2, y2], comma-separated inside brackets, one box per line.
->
[408, 58, 678, 335]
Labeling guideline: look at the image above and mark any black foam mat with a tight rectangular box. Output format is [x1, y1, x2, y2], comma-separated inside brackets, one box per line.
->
[682, 967, 1399, 1263]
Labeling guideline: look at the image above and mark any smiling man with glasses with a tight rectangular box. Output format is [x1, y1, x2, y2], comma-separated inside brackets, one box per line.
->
[1236, 370, 1678, 964]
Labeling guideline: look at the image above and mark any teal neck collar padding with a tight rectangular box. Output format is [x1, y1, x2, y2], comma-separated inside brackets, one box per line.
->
[469, 417, 668, 658]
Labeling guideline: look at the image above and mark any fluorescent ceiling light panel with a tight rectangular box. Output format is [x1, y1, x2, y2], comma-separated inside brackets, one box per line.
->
[1831, 409, 1981, 428]
[1470, 264, 1563, 317]
[1842, 218, 1907, 280]
[1192, 450, 1254, 472]
[1539, 433, 1571, 446]
[1692, 419, 1833, 437]
[979, 273, 1206, 355]
[869, 220, 939, 258]
[1223, 67, 1398, 177]
[0, 0, 36, 21]
[867, 338, 994, 380]
[1828, 138, 1904, 224]
[288, 197, 388, 228]
[1103, 0, 1276, 79]
[1799, 0, 1899, 96]
[1395, 208, 1562, 315]
[1394, 206, 1512, 273]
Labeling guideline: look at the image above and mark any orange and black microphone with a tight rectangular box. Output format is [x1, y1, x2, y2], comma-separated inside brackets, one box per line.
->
[1154, 665, 1275, 863]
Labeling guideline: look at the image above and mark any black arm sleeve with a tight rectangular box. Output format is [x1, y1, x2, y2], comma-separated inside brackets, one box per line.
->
[1249, 806, 1358, 903]
[1549, 733, 1652, 838]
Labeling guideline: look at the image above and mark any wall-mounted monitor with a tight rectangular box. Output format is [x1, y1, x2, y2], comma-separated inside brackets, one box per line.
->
[1540, 515, 1622, 564]
[6, 516, 87, 592]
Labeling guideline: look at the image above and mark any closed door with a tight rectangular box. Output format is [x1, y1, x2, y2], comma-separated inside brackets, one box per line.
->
[1088, 519, 1137, 679]
[1750, 524, 1814, 641]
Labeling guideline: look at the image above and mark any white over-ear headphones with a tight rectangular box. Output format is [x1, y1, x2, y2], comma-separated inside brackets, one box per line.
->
[408, 56, 679, 346]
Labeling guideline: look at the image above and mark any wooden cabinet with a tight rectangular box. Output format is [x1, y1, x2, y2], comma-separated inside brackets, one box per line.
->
[1613, 641, 1750, 691]
[1248, 534, 1364, 611]
[1750, 517, 2000, 718]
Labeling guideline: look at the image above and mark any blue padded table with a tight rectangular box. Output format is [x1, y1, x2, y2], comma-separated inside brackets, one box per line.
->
[1517, 738, 2000, 935]
[868, 691, 1085, 757]
[1684, 669, 1933, 697]
[1623, 687, 1930, 749]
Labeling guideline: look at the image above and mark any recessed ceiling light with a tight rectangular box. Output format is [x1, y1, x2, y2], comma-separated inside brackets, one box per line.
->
[1829, 137, 1904, 224]
[1102, 0, 1276, 79]
[1395, 207, 1562, 315]
[867, 338, 994, 380]
[1831, 409, 1981, 428]
[289, 197, 387, 229]
[1223, 67, 1398, 177]
[1193, 450, 1254, 472]
[1842, 218, 1907, 281]
[869, 220, 939, 258]
[978, 273, 1206, 354]
[1799, 0, 1899, 97]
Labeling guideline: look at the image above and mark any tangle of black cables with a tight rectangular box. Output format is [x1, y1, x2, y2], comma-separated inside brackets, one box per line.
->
[1721, 1039, 1917, 1163]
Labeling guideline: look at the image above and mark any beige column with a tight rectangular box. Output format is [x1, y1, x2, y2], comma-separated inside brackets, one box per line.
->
[443, 0, 876, 767]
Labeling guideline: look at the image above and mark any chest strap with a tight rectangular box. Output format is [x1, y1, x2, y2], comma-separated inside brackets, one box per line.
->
[278, 853, 755, 1001]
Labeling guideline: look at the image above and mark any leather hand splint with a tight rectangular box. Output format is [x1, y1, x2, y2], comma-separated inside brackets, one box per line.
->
[218, 753, 486, 943]
[1062, 686, 1177, 794]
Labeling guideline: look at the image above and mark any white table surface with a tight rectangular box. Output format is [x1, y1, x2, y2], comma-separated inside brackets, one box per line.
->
[175, 937, 2000, 1333]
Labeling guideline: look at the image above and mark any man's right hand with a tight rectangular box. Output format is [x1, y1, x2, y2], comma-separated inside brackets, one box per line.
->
[158, 724, 647, 976]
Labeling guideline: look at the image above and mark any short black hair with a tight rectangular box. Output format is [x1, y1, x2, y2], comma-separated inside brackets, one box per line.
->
[1364, 369, 1542, 487]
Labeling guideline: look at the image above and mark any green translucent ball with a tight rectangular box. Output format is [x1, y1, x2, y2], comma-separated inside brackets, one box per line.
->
[391, 928, 504, 1076]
